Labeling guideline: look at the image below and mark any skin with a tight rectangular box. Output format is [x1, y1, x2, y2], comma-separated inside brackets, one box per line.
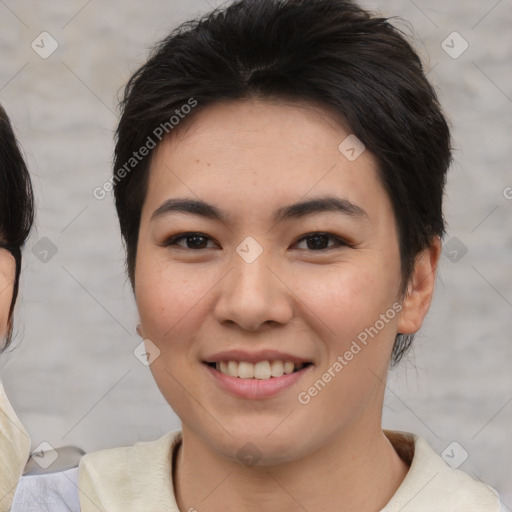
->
[0, 247, 15, 340]
[135, 98, 441, 512]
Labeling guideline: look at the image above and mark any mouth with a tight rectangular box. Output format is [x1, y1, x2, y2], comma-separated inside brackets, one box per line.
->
[203, 360, 313, 380]
[203, 359, 314, 399]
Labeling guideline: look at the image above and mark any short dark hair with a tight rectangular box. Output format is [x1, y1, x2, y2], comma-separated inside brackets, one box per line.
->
[113, 0, 452, 364]
[0, 104, 34, 350]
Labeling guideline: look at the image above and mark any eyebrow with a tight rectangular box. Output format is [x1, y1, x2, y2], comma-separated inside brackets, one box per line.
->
[151, 195, 368, 224]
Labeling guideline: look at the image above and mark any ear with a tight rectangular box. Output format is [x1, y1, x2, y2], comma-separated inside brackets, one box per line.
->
[397, 236, 441, 335]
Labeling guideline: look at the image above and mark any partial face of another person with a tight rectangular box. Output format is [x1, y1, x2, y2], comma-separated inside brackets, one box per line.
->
[0, 247, 15, 340]
[134, 99, 436, 465]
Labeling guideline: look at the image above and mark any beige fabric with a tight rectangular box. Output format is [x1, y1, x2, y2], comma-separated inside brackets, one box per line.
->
[79, 429, 501, 512]
[0, 382, 31, 512]
[79, 431, 181, 512]
[381, 431, 500, 512]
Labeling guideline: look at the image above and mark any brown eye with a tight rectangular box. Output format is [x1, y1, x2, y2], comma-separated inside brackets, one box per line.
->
[294, 232, 347, 251]
[164, 233, 217, 250]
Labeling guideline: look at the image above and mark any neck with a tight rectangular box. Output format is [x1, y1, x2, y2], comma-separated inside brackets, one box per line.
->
[173, 422, 409, 512]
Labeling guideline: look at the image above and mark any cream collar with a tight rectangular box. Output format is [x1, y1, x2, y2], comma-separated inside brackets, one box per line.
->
[78, 429, 500, 512]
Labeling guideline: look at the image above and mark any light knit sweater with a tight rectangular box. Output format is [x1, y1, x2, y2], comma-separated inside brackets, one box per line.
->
[9, 424, 504, 511]
[0, 382, 30, 512]
[76, 429, 502, 512]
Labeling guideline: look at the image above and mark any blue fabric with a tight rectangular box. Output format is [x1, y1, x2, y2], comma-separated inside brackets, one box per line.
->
[11, 467, 80, 512]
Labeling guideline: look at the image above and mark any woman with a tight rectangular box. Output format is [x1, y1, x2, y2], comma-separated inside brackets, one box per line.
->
[13, 0, 504, 510]
[0, 103, 34, 512]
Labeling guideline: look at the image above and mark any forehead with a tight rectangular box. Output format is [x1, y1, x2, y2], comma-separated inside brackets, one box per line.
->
[142, 98, 391, 224]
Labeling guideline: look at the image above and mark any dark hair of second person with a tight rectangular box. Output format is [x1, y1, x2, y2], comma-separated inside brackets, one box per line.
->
[0, 104, 34, 350]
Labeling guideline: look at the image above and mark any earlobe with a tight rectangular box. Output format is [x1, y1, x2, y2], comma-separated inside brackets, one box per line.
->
[397, 237, 442, 335]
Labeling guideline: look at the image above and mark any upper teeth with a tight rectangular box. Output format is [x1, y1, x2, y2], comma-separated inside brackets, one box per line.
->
[215, 360, 305, 379]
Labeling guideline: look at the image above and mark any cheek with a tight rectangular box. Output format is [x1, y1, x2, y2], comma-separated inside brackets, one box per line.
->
[0, 291, 10, 338]
[0, 266, 14, 339]
[135, 254, 219, 351]
[134, 259, 208, 414]
[291, 257, 400, 343]
[292, 259, 400, 401]
[291, 260, 400, 417]
[136, 268, 189, 338]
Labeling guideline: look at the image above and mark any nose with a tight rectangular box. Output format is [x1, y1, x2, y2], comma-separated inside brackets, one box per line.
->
[213, 247, 294, 332]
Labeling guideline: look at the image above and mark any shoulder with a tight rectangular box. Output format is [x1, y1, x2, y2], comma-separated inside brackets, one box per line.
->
[78, 430, 182, 512]
[11, 431, 182, 512]
[383, 431, 502, 512]
[0, 381, 31, 511]
[79, 429, 181, 480]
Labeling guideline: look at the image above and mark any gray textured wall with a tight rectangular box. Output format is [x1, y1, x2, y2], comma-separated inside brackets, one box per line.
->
[0, 0, 510, 503]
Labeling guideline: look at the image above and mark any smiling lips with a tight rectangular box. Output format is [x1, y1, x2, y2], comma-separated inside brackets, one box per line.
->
[212, 360, 308, 380]
[205, 361, 313, 400]
[204, 349, 312, 380]
[203, 350, 313, 398]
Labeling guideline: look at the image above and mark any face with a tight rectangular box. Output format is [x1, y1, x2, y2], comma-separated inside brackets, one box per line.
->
[0, 247, 15, 340]
[135, 98, 428, 465]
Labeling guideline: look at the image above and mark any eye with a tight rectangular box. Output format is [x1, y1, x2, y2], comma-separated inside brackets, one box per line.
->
[163, 232, 218, 250]
[162, 231, 349, 251]
[294, 232, 348, 251]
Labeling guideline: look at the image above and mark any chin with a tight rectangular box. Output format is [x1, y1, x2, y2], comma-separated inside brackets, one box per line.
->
[203, 423, 308, 467]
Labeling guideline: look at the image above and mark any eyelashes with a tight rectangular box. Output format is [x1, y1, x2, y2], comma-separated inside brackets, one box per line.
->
[164, 232, 218, 250]
[294, 232, 350, 251]
[162, 231, 351, 252]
